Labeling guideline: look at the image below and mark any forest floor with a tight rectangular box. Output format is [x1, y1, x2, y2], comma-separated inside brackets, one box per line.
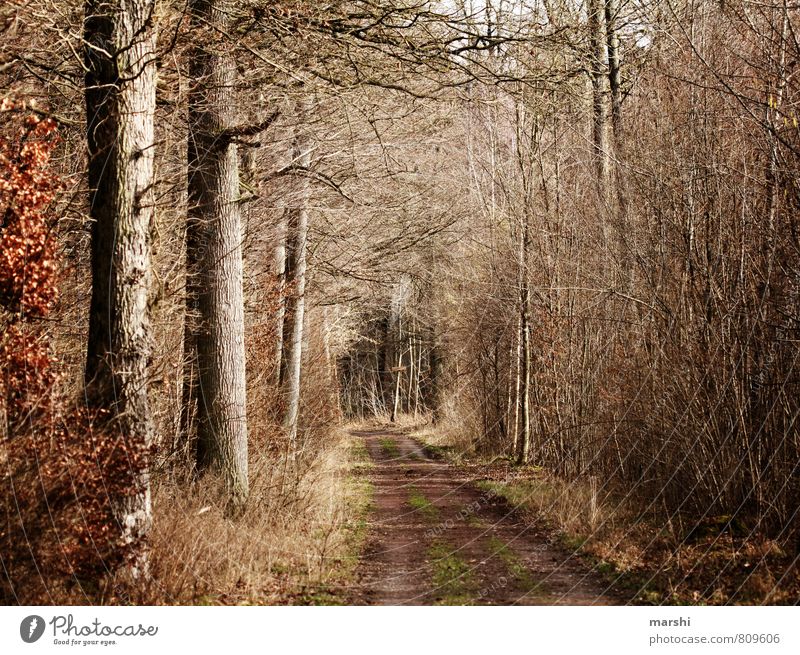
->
[347, 426, 623, 605]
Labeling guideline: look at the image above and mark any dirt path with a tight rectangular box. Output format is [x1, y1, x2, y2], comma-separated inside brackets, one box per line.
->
[350, 427, 621, 605]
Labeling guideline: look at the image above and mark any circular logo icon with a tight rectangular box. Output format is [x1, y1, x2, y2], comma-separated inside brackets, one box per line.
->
[20, 615, 45, 643]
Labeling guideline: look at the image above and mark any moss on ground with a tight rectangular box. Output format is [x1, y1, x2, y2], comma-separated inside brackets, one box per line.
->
[427, 540, 477, 605]
[407, 487, 439, 520]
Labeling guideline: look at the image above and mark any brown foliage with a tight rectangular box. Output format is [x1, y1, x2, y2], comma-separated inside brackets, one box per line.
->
[0, 106, 59, 317]
[0, 108, 149, 603]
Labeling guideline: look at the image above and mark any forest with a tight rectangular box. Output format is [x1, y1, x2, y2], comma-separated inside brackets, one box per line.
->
[1, 0, 799, 605]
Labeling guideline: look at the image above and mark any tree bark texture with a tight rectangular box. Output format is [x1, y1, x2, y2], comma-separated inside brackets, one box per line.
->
[273, 213, 287, 385]
[604, 0, 622, 144]
[83, 0, 158, 565]
[279, 101, 311, 449]
[588, 0, 612, 194]
[516, 211, 532, 465]
[185, 0, 248, 503]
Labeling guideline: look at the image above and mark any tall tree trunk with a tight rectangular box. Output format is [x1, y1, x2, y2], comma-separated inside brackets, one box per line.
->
[83, 0, 158, 571]
[516, 211, 532, 465]
[185, 0, 248, 504]
[415, 329, 423, 417]
[429, 331, 442, 424]
[280, 104, 311, 449]
[274, 212, 287, 385]
[407, 329, 415, 414]
[588, 0, 612, 196]
[511, 312, 522, 456]
[604, 0, 629, 274]
[391, 352, 403, 424]
[604, 0, 622, 144]
[376, 315, 389, 413]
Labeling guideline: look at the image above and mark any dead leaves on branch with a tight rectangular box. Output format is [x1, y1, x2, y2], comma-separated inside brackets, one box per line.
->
[0, 106, 150, 603]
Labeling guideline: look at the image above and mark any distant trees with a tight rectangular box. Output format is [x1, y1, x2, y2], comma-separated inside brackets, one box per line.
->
[331, 0, 800, 556]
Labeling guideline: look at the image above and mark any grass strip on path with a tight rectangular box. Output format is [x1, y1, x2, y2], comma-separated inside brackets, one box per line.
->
[487, 534, 549, 596]
[427, 540, 477, 605]
[379, 437, 399, 458]
[407, 487, 439, 521]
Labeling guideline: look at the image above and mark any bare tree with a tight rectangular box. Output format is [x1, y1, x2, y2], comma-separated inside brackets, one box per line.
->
[184, 0, 248, 504]
[83, 0, 158, 571]
[588, 0, 612, 194]
[279, 98, 312, 449]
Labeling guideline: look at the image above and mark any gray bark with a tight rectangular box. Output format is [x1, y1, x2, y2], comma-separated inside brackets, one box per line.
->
[516, 212, 532, 465]
[185, 0, 248, 504]
[604, 0, 622, 143]
[83, 0, 157, 572]
[603, 0, 628, 285]
[280, 105, 311, 448]
[429, 332, 442, 424]
[379, 315, 391, 411]
[391, 352, 403, 424]
[274, 213, 287, 385]
[588, 0, 611, 194]
[511, 312, 522, 456]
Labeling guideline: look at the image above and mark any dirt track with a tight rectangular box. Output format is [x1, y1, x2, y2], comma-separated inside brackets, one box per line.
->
[350, 427, 621, 605]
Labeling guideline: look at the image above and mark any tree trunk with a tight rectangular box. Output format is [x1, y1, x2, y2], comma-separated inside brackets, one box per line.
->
[588, 0, 611, 195]
[391, 352, 403, 424]
[376, 316, 389, 413]
[604, 0, 622, 144]
[83, 0, 158, 572]
[185, 0, 248, 504]
[388, 293, 401, 422]
[604, 0, 630, 275]
[511, 312, 522, 456]
[274, 212, 287, 385]
[407, 330, 415, 414]
[415, 330, 423, 417]
[429, 332, 442, 424]
[280, 104, 311, 449]
[516, 210, 532, 465]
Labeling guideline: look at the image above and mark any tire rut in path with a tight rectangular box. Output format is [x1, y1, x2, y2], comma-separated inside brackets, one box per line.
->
[350, 428, 620, 606]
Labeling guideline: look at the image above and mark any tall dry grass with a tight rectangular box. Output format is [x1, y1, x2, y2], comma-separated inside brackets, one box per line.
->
[144, 427, 364, 604]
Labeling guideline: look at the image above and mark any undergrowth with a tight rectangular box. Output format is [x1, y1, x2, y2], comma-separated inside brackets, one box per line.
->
[144, 429, 372, 605]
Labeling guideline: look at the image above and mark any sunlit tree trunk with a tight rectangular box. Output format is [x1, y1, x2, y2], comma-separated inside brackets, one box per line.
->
[274, 213, 287, 385]
[391, 351, 403, 424]
[185, 0, 248, 504]
[280, 107, 311, 448]
[83, 0, 158, 571]
[588, 0, 611, 196]
[511, 312, 522, 456]
[604, 0, 622, 144]
[429, 328, 442, 423]
[516, 211, 532, 465]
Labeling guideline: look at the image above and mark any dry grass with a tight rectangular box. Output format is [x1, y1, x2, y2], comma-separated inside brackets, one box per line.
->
[143, 428, 370, 605]
[409, 420, 475, 461]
